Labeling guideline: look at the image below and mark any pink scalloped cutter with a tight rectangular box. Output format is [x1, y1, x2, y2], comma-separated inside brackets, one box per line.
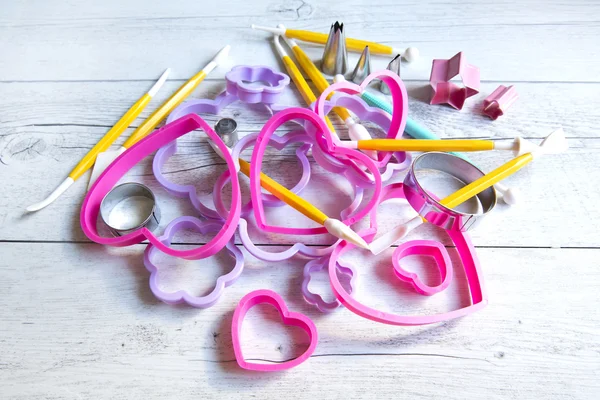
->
[302, 255, 357, 313]
[232, 289, 318, 371]
[249, 106, 383, 236]
[81, 114, 241, 260]
[483, 85, 518, 120]
[430, 52, 480, 110]
[328, 182, 487, 326]
[143, 216, 244, 308]
[392, 240, 453, 296]
[225, 65, 290, 104]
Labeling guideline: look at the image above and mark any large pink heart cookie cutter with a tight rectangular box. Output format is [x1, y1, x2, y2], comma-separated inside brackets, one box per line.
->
[249, 106, 383, 236]
[328, 183, 487, 326]
[80, 114, 241, 260]
[232, 289, 318, 371]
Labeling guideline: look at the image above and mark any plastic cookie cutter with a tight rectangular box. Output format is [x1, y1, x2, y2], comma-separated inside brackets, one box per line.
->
[328, 182, 488, 326]
[100, 182, 161, 236]
[143, 216, 244, 308]
[313, 69, 409, 166]
[210, 130, 314, 220]
[225, 65, 290, 104]
[232, 289, 318, 371]
[430, 52, 480, 110]
[483, 85, 518, 120]
[232, 184, 364, 262]
[81, 114, 241, 260]
[303, 92, 412, 186]
[392, 240, 453, 296]
[249, 106, 384, 237]
[154, 67, 302, 220]
[302, 255, 357, 312]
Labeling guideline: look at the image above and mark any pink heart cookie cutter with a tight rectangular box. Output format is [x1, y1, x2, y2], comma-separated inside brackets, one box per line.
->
[232, 289, 318, 371]
[80, 114, 241, 260]
[328, 183, 487, 326]
[392, 240, 453, 296]
[249, 106, 383, 236]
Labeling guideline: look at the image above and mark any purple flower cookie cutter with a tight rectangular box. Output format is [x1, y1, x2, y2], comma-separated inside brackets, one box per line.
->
[143, 216, 244, 308]
[302, 255, 358, 313]
[225, 65, 290, 104]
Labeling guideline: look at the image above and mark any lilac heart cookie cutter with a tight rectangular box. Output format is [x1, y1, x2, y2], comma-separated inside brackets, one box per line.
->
[143, 216, 244, 308]
[302, 255, 357, 313]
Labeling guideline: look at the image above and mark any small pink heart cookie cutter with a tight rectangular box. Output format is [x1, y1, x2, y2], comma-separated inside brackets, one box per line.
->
[80, 114, 241, 260]
[392, 240, 453, 296]
[232, 289, 318, 371]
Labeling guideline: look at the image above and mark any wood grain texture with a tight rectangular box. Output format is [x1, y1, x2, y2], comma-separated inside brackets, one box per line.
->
[1, 0, 599, 398]
[1, 243, 599, 399]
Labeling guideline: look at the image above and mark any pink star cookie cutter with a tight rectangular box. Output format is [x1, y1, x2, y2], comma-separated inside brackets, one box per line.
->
[429, 52, 480, 110]
[483, 85, 518, 120]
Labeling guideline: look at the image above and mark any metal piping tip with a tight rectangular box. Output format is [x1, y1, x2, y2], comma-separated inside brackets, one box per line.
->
[321, 21, 348, 75]
[348, 46, 371, 84]
[379, 54, 402, 94]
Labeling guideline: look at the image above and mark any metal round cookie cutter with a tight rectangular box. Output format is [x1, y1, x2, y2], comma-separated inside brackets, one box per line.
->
[100, 182, 161, 236]
[403, 152, 497, 232]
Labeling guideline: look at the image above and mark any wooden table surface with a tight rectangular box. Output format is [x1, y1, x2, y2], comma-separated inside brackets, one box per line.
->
[1, 1, 599, 399]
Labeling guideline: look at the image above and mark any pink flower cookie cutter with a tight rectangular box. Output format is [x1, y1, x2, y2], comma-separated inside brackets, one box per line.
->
[249, 106, 383, 236]
[482, 85, 518, 120]
[225, 65, 290, 104]
[392, 240, 453, 296]
[302, 255, 357, 313]
[232, 289, 318, 371]
[143, 216, 244, 308]
[80, 114, 241, 260]
[328, 182, 487, 326]
[304, 93, 412, 186]
[430, 52, 480, 110]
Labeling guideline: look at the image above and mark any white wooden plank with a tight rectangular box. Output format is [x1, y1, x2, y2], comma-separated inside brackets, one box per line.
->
[1, 243, 598, 399]
[1, 0, 599, 82]
[2, 80, 599, 138]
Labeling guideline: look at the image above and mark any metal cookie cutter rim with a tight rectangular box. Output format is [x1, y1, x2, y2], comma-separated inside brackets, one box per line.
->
[100, 182, 161, 236]
[403, 152, 497, 232]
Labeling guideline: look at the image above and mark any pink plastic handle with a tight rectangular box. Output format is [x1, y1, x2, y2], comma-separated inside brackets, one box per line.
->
[232, 289, 318, 371]
[80, 114, 242, 260]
